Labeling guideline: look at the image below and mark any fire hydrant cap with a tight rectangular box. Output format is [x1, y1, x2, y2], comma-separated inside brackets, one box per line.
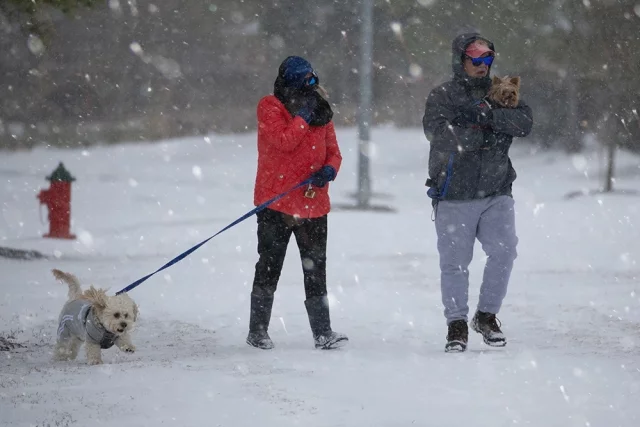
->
[46, 162, 76, 182]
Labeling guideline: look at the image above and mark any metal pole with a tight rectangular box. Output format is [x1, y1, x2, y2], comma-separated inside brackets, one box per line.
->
[357, 0, 373, 207]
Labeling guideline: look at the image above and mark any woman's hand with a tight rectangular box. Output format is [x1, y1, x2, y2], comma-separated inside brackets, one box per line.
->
[310, 165, 337, 188]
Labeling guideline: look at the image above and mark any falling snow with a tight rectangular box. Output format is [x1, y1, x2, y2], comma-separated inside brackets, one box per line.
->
[0, 1, 639, 426]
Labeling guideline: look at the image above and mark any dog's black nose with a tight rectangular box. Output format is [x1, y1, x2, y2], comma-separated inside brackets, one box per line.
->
[120, 322, 128, 328]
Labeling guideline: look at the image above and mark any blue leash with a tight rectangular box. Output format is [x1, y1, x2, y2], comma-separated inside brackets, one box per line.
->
[116, 179, 311, 295]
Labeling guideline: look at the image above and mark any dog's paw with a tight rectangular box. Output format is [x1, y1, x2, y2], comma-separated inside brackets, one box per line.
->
[121, 344, 136, 353]
[88, 359, 103, 366]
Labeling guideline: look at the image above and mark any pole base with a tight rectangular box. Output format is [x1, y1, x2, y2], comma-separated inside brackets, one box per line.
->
[43, 233, 76, 240]
[331, 203, 397, 213]
[564, 188, 639, 200]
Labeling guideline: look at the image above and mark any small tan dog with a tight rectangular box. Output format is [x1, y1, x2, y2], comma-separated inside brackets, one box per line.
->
[487, 76, 521, 108]
[52, 269, 138, 365]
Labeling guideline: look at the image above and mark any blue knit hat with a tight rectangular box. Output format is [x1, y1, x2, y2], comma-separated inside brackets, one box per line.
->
[279, 56, 313, 89]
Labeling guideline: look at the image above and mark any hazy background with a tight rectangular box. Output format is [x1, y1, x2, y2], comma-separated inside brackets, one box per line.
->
[1, 0, 639, 154]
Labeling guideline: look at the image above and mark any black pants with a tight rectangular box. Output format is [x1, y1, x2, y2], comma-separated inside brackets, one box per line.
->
[252, 208, 328, 299]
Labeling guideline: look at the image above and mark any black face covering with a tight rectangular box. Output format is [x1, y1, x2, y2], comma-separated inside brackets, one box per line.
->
[273, 75, 333, 127]
[466, 76, 492, 90]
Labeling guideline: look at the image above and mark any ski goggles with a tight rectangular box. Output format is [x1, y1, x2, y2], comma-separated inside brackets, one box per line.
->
[466, 55, 494, 67]
[304, 71, 319, 88]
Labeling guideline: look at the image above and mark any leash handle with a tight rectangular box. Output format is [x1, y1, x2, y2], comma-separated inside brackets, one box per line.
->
[116, 179, 311, 295]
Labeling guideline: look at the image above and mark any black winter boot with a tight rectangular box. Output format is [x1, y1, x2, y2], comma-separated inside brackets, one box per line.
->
[445, 320, 468, 353]
[246, 293, 275, 350]
[471, 311, 506, 347]
[304, 296, 348, 350]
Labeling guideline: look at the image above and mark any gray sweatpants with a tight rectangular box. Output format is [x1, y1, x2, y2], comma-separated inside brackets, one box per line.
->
[435, 196, 518, 325]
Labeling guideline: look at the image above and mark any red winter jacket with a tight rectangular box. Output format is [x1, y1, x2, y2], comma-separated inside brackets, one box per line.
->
[254, 95, 342, 218]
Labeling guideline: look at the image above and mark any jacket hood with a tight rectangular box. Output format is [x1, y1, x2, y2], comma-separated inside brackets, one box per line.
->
[452, 32, 495, 82]
[272, 57, 332, 127]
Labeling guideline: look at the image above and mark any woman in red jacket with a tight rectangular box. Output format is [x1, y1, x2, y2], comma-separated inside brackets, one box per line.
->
[247, 56, 348, 350]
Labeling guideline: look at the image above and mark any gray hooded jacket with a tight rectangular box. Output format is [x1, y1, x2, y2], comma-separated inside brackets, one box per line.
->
[423, 33, 533, 202]
[57, 299, 116, 349]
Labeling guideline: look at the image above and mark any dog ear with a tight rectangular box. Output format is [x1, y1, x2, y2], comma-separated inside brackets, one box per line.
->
[83, 286, 108, 311]
[133, 302, 139, 322]
[509, 76, 521, 88]
[492, 76, 502, 85]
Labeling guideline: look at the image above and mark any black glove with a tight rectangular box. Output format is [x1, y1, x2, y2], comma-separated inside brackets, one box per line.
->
[310, 165, 336, 188]
[454, 101, 493, 128]
[296, 96, 317, 124]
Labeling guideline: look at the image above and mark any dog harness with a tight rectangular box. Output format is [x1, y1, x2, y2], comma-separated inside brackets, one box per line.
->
[57, 300, 117, 349]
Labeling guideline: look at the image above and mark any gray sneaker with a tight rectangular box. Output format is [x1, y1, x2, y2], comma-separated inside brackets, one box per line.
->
[314, 331, 348, 349]
[246, 330, 274, 350]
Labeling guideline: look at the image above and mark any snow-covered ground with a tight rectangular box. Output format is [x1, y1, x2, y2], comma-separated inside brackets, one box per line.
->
[1, 127, 639, 427]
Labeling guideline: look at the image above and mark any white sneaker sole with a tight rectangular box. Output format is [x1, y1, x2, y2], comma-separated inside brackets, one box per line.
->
[444, 340, 467, 353]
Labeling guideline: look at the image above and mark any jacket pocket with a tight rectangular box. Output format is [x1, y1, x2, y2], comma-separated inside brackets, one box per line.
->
[441, 151, 484, 200]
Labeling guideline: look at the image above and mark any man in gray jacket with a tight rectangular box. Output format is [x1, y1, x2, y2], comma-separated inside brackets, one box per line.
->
[423, 33, 533, 352]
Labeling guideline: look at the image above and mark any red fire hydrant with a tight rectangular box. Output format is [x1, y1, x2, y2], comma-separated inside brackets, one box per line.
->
[37, 162, 76, 240]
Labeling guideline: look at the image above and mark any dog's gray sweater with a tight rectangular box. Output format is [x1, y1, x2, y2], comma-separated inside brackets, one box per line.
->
[57, 300, 116, 349]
